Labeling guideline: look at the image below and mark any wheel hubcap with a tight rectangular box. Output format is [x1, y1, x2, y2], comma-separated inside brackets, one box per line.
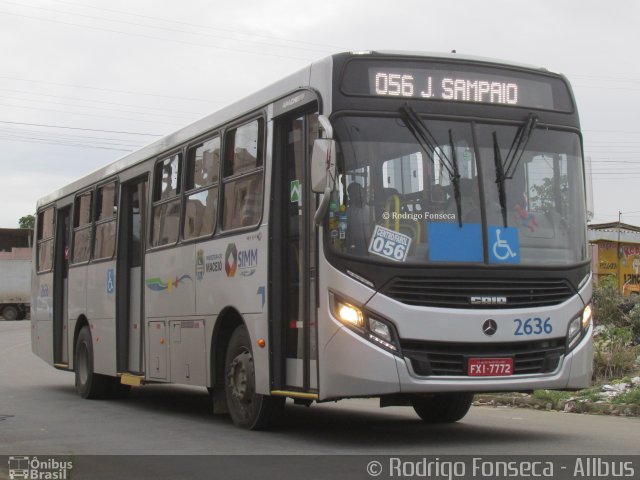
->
[227, 350, 253, 402]
[78, 344, 89, 384]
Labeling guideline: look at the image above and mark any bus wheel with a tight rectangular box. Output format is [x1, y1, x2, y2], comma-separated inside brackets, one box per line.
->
[411, 393, 474, 423]
[2, 305, 19, 321]
[75, 326, 111, 399]
[224, 325, 285, 430]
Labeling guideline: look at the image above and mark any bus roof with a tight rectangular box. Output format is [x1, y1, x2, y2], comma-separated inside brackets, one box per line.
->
[365, 50, 555, 74]
[36, 59, 322, 208]
[35, 51, 560, 208]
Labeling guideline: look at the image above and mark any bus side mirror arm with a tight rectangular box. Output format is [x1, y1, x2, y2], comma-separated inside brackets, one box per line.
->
[311, 141, 336, 226]
[318, 114, 333, 139]
[311, 115, 336, 226]
[314, 186, 332, 226]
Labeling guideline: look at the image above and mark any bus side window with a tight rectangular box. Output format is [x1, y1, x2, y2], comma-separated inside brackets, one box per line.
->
[151, 154, 182, 247]
[36, 206, 55, 272]
[221, 119, 264, 231]
[72, 192, 93, 263]
[183, 137, 219, 240]
[93, 182, 117, 259]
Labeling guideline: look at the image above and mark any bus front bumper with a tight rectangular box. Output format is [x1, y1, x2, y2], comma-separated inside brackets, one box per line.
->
[319, 321, 593, 400]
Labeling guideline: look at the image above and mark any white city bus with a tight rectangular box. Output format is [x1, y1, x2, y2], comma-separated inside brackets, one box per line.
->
[32, 51, 593, 429]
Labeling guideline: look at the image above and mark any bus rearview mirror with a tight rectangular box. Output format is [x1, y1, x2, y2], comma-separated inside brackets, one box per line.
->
[311, 139, 336, 194]
[311, 138, 336, 226]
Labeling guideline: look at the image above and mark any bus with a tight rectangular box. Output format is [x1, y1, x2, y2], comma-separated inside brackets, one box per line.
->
[31, 51, 593, 430]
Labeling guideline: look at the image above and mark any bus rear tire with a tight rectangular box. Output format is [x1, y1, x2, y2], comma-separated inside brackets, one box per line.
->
[75, 326, 111, 399]
[411, 393, 474, 423]
[224, 325, 285, 430]
[2, 305, 19, 321]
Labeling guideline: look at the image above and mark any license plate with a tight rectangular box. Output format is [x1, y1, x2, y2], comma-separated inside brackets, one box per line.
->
[467, 358, 513, 376]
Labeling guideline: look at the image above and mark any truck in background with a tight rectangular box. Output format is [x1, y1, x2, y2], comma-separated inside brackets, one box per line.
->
[0, 228, 33, 320]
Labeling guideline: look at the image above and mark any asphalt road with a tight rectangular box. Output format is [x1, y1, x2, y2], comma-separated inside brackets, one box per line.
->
[1, 321, 639, 456]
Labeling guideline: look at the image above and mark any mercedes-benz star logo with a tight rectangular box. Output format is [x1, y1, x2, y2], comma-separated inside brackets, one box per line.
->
[482, 319, 498, 336]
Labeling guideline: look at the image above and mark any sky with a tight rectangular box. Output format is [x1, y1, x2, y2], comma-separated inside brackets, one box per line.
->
[0, 0, 638, 228]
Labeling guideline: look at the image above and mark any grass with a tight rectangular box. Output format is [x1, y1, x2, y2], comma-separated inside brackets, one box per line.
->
[532, 389, 574, 406]
[531, 387, 604, 407]
[529, 383, 640, 408]
[611, 388, 640, 405]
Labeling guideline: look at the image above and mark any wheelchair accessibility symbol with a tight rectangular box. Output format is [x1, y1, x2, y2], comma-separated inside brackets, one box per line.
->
[107, 269, 115, 294]
[489, 226, 520, 264]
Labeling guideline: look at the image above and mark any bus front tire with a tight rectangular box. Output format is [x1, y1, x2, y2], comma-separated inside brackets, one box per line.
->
[411, 392, 474, 423]
[74, 326, 112, 399]
[224, 325, 284, 430]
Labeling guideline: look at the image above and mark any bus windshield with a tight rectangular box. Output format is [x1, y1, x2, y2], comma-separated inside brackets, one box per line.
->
[327, 115, 587, 266]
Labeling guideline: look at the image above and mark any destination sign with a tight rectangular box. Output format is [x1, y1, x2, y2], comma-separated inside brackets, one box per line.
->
[373, 71, 520, 105]
[341, 59, 573, 112]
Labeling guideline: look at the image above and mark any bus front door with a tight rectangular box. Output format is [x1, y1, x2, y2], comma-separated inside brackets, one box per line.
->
[116, 178, 148, 374]
[271, 110, 319, 395]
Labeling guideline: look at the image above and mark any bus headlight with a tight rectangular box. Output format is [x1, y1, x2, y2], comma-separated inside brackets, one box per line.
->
[582, 304, 592, 329]
[338, 302, 364, 327]
[331, 295, 364, 328]
[369, 317, 392, 342]
[329, 292, 400, 354]
[367, 316, 399, 352]
[567, 304, 592, 351]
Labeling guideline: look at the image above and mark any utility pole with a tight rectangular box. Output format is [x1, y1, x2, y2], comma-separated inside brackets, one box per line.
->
[618, 211, 622, 292]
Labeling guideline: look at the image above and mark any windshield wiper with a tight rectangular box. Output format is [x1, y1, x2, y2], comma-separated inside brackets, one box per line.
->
[503, 113, 538, 179]
[401, 104, 462, 227]
[493, 113, 538, 227]
[492, 131, 508, 227]
[448, 129, 462, 227]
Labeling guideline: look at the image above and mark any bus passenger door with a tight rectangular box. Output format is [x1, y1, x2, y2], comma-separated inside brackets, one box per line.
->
[271, 109, 319, 394]
[53, 206, 70, 365]
[116, 177, 147, 374]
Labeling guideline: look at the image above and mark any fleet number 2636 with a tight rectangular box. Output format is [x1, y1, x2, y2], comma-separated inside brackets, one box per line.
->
[513, 317, 552, 336]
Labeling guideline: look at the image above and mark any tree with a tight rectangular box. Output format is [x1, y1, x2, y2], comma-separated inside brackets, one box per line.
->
[529, 174, 568, 215]
[18, 214, 35, 229]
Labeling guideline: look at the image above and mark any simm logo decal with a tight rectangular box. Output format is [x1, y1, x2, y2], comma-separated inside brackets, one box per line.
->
[225, 242, 258, 278]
